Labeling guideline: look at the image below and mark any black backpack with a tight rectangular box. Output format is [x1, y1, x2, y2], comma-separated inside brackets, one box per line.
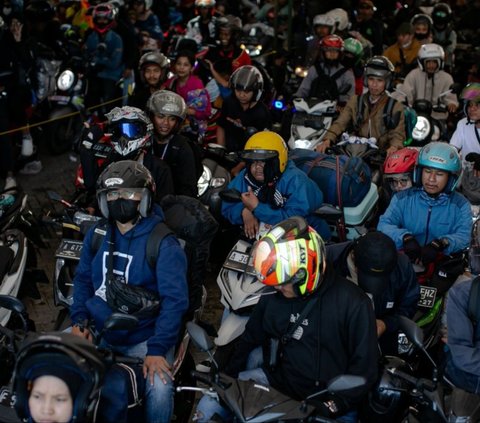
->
[309, 63, 349, 100]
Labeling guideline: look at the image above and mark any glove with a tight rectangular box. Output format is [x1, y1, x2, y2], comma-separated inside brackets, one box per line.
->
[80, 124, 104, 150]
[421, 239, 446, 265]
[465, 153, 480, 171]
[403, 234, 421, 262]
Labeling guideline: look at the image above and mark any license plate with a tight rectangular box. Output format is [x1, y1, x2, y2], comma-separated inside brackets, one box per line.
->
[223, 251, 256, 275]
[418, 286, 437, 308]
[55, 239, 84, 260]
[228, 251, 249, 265]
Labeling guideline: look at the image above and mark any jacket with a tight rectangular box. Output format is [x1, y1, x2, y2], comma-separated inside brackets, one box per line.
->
[84, 30, 124, 82]
[383, 39, 421, 77]
[327, 241, 419, 334]
[70, 211, 189, 356]
[222, 160, 324, 227]
[378, 187, 472, 255]
[225, 267, 379, 413]
[324, 92, 406, 151]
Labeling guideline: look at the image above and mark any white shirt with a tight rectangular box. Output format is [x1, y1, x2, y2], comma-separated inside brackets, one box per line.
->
[450, 117, 480, 166]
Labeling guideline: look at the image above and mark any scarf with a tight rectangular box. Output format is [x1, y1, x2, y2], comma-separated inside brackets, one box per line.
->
[244, 172, 285, 209]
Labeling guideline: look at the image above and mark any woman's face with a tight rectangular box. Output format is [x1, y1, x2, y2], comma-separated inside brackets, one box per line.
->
[174, 56, 193, 78]
[29, 376, 73, 423]
[250, 160, 265, 182]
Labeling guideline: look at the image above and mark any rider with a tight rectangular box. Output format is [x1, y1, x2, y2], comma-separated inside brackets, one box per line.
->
[185, 0, 218, 46]
[221, 131, 330, 240]
[378, 142, 472, 266]
[398, 43, 458, 123]
[317, 55, 405, 155]
[146, 90, 199, 197]
[294, 34, 355, 105]
[342, 37, 365, 96]
[305, 13, 336, 66]
[195, 217, 378, 422]
[411, 13, 433, 45]
[70, 160, 189, 423]
[431, 2, 456, 73]
[383, 147, 419, 194]
[128, 50, 170, 109]
[327, 231, 419, 355]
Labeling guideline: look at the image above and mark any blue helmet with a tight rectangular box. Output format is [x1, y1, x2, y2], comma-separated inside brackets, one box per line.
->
[413, 142, 461, 193]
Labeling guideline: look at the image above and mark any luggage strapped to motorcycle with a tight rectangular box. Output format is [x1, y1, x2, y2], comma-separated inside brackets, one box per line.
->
[468, 275, 480, 327]
[90, 219, 174, 269]
[354, 94, 398, 131]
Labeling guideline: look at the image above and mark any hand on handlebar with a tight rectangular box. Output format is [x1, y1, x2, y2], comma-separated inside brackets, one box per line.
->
[71, 324, 93, 342]
[315, 140, 331, 154]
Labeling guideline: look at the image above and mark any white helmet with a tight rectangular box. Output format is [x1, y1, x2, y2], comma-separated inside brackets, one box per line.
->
[195, 0, 215, 7]
[105, 106, 154, 157]
[313, 14, 335, 31]
[146, 90, 187, 121]
[325, 8, 350, 32]
[417, 43, 445, 72]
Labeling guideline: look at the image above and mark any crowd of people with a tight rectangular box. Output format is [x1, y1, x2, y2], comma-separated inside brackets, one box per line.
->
[2, 0, 480, 422]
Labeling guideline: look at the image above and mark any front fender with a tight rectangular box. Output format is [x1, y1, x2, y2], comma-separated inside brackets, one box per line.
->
[215, 312, 249, 346]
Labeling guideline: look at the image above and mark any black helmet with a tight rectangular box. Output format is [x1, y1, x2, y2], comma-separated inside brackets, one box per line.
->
[138, 50, 170, 85]
[432, 2, 452, 28]
[13, 332, 105, 423]
[360, 356, 411, 422]
[24, 0, 55, 21]
[229, 65, 264, 101]
[364, 55, 394, 89]
[96, 160, 156, 219]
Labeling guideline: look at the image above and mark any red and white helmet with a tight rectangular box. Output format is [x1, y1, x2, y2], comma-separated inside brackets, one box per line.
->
[320, 34, 344, 51]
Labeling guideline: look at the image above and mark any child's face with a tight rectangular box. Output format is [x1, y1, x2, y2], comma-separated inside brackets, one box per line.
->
[235, 88, 254, 104]
[174, 56, 193, 78]
[467, 101, 480, 122]
[29, 376, 73, 423]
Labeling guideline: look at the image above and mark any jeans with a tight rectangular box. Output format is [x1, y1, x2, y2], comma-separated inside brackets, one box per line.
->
[106, 341, 175, 423]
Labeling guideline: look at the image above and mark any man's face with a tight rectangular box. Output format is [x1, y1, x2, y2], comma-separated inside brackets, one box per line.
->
[468, 101, 480, 122]
[367, 76, 386, 96]
[397, 32, 413, 48]
[314, 25, 331, 38]
[219, 27, 231, 46]
[250, 160, 265, 182]
[323, 48, 340, 61]
[235, 88, 254, 104]
[425, 59, 439, 74]
[422, 167, 449, 194]
[143, 64, 163, 86]
[152, 114, 178, 137]
[357, 3, 374, 19]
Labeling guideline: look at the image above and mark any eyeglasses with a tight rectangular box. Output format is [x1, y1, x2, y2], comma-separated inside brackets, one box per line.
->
[106, 190, 141, 201]
[387, 177, 411, 190]
[109, 121, 146, 140]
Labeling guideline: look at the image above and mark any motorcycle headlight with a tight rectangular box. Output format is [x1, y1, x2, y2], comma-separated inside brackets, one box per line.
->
[198, 165, 212, 197]
[57, 70, 75, 91]
[294, 139, 313, 149]
[411, 116, 431, 141]
[295, 66, 308, 78]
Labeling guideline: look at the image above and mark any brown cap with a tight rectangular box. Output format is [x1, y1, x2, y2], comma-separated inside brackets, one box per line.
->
[396, 22, 414, 35]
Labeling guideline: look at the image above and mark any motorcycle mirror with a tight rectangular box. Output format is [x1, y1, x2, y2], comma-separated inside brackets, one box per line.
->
[398, 316, 424, 349]
[219, 189, 242, 203]
[186, 322, 215, 352]
[305, 374, 366, 402]
[0, 294, 26, 315]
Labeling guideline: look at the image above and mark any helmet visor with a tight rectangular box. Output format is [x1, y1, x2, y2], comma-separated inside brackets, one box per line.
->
[110, 121, 146, 140]
[240, 149, 278, 162]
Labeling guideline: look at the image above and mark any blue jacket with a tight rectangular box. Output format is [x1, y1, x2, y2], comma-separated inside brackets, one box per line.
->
[70, 211, 189, 357]
[222, 160, 324, 227]
[84, 30, 124, 82]
[377, 187, 472, 255]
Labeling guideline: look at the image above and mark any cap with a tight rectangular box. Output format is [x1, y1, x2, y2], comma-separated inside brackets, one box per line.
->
[353, 232, 397, 296]
[396, 22, 414, 35]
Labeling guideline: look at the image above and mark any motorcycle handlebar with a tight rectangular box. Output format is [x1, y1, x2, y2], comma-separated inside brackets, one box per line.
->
[389, 368, 436, 392]
[190, 370, 213, 385]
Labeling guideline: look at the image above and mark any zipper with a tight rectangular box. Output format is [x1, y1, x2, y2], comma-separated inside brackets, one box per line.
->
[424, 206, 432, 246]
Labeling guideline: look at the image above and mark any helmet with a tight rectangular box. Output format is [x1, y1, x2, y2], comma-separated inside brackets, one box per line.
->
[105, 106, 153, 157]
[229, 65, 264, 101]
[138, 51, 169, 85]
[361, 356, 411, 422]
[24, 0, 55, 21]
[312, 14, 335, 31]
[417, 43, 444, 72]
[134, 0, 153, 8]
[364, 55, 394, 88]
[325, 8, 349, 32]
[384, 148, 419, 175]
[410, 13, 433, 29]
[320, 34, 344, 51]
[92, 3, 116, 34]
[414, 142, 462, 193]
[13, 332, 105, 423]
[432, 2, 452, 27]
[96, 160, 156, 218]
[344, 37, 363, 59]
[252, 217, 326, 296]
[241, 131, 288, 173]
[460, 83, 480, 119]
[195, 0, 215, 7]
[146, 90, 187, 121]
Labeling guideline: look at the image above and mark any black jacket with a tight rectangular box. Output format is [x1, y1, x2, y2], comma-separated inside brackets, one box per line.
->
[225, 267, 379, 414]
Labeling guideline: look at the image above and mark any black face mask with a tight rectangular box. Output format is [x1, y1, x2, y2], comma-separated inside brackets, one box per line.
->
[108, 199, 140, 224]
[415, 32, 429, 40]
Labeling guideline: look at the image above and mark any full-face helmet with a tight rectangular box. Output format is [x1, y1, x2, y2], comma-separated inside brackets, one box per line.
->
[105, 106, 153, 158]
[383, 148, 419, 192]
[146, 90, 187, 121]
[92, 2, 116, 34]
[96, 160, 155, 219]
[417, 43, 444, 72]
[229, 65, 264, 102]
[253, 217, 326, 296]
[325, 8, 349, 33]
[13, 333, 105, 423]
[432, 2, 452, 29]
[414, 142, 462, 193]
[364, 55, 394, 89]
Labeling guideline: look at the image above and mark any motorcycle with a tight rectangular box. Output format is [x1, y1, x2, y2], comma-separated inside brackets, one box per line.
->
[180, 321, 367, 422]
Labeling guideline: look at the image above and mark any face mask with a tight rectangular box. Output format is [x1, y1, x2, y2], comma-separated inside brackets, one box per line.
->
[415, 32, 429, 40]
[108, 199, 140, 224]
[3, 7, 12, 15]
[401, 40, 412, 49]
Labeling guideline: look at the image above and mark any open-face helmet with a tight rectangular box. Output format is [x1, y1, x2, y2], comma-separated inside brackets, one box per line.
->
[253, 217, 325, 296]
[384, 148, 419, 192]
[364, 55, 394, 88]
[460, 83, 480, 120]
[312, 14, 335, 34]
[414, 142, 461, 193]
[240, 131, 288, 173]
[229, 65, 264, 102]
[105, 106, 153, 158]
[417, 43, 444, 72]
[139, 51, 169, 75]
[96, 160, 155, 219]
[146, 90, 187, 121]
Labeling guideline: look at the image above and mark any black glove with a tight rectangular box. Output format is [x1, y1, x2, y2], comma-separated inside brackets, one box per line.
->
[403, 234, 421, 261]
[421, 239, 446, 265]
[465, 153, 480, 171]
[80, 124, 104, 150]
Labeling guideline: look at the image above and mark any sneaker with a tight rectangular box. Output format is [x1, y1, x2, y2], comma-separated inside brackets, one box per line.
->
[4, 176, 17, 191]
[19, 160, 42, 175]
[195, 359, 212, 373]
[21, 134, 34, 157]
